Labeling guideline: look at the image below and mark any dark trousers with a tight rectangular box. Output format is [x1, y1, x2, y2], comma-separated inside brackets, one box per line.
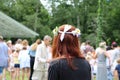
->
[30, 56, 35, 80]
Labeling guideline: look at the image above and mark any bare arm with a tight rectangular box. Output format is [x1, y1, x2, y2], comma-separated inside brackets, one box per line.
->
[114, 70, 119, 80]
[92, 51, 97, 59]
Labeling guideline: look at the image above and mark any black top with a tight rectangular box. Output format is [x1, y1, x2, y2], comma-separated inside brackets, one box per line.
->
[48, 58, 91, 80]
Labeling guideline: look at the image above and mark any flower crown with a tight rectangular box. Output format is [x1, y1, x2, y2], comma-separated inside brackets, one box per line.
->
[52, 25, 81, 41]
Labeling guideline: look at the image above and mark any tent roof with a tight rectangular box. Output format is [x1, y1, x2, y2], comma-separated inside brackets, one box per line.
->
[0, 11, 39, 38]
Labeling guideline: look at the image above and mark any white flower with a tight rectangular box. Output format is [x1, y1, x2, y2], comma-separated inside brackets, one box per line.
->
[52, 27, 58, 36]
[71, 28, 81, 37]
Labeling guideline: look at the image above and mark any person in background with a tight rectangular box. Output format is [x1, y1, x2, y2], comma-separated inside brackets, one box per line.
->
[21, 39, 30, 50]
[114, 58, 120, 80]
[48, 24, 91, 80]
[32, 35, 52, 80]
[93, 41, 110, 80]
[80, 42, 86, 56]
[7, 40, 13, 56]
[18, 46, 30, 80]
[85, 52, 96, 80]
[111, 42, 120, 74]
[0, 35, 9, 80]
[47, 44, 52, 61]
[84, 40, 95, 56]
[106, 46, 113, 80]
[29, 39, 41, 80]
[12, 49, 20, 80]
[7, 40, 15, 80]
[14, 39, 22, 50]
[8, 50, 15, 80]
[3, 40, 13, 80]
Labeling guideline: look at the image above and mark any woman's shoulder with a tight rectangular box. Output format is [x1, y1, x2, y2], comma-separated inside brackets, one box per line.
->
[49, 58, 66, 67]
[49, 59, 61, 71]
[50, 57, 87, 66]
[50, 58, 63, 65]
[74, 58, 90, 64]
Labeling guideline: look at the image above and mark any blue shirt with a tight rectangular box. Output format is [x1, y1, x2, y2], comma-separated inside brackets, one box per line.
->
[115, 64, 120, 79]
[29, 49, 36, 57]
[0, 42, 8, 67]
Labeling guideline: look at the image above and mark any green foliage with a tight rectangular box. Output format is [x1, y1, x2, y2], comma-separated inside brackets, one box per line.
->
[39, 25, 52, 39]
[49, 0, 120, 46]
[104, 0, 120, 45]
[0, 0, 51, 40]
[1, 0, 120, 45]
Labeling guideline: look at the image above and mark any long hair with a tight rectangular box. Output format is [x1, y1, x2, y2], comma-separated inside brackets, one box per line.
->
[52, 24, 84, 69]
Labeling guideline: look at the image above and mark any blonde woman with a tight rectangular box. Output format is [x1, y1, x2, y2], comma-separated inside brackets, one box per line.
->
[93, 42, 110, 80]
[29, 39, 41, 80]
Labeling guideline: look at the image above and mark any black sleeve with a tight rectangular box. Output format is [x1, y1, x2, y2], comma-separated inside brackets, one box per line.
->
[48, 61, 59, 80]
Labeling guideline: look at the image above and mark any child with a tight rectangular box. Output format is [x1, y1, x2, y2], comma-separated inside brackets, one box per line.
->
[18, 46, 30, 80]
[13, 49, 20, 80]
[8, 50, 15, 80]
[114, 58, 120, 80]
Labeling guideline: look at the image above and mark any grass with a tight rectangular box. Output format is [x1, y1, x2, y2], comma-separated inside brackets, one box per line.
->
[3, 70, 27, 80]
[4, 70, 115, 80]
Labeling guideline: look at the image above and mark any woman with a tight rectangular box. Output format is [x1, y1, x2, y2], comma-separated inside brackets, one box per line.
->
[48, 24, 91, 80]
[93, 41, 110, 80]
[29, 39, 41, 80]
[18, 46, 30, 80]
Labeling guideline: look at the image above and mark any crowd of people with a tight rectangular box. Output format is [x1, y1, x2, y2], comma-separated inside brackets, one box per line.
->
[0, 24, 120, 80]
[81, 40, 120, 80]
[0, 35, 52, 80]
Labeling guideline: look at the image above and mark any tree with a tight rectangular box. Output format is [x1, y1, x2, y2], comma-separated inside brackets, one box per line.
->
[102, 0, 120, 45]
[49, 0, 99, 46]
[0, 0, 52, 39]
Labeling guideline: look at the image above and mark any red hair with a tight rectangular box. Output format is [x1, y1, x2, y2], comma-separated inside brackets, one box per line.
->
[52, 24, 84, 69]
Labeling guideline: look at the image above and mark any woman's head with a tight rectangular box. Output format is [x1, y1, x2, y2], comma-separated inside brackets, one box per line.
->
[52, 24, 83, 58]
[99, 41, 106, 49]
[22, 39, 28, 46]
[35, 39, 41, 44]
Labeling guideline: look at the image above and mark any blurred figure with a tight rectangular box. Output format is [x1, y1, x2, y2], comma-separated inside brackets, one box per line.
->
[7, 40, 15, 80]
[93, 41, 110, 80]
[32, 35, 52, 80]
[21, 39, 30, 50]
[7, 40, 13, 55]
[80, 42, 86, 56]
[14, 39, 22, 50]
[19, 46, 30, 80]
[84, 40, 95, 57]
[12, 49, 20, 80]
[3, 40, 13, 80]
[106, 46, 113, 80]
[114, 58, 120, 80]
[0, 36, 9, 80]
[29, 39, 41, 80]
[8, 50, 15, 80]
[111, 42, 120, 73]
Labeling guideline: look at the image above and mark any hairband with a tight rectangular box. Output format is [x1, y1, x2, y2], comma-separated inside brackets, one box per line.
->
[52, 25, 81, 41]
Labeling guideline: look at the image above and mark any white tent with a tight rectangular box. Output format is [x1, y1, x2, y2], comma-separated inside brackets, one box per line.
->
[0, 11, 39, 38]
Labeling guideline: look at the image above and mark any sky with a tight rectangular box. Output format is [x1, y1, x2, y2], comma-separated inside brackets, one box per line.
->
[39, 0, 52, 14]
[39, 0, 48, 6]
